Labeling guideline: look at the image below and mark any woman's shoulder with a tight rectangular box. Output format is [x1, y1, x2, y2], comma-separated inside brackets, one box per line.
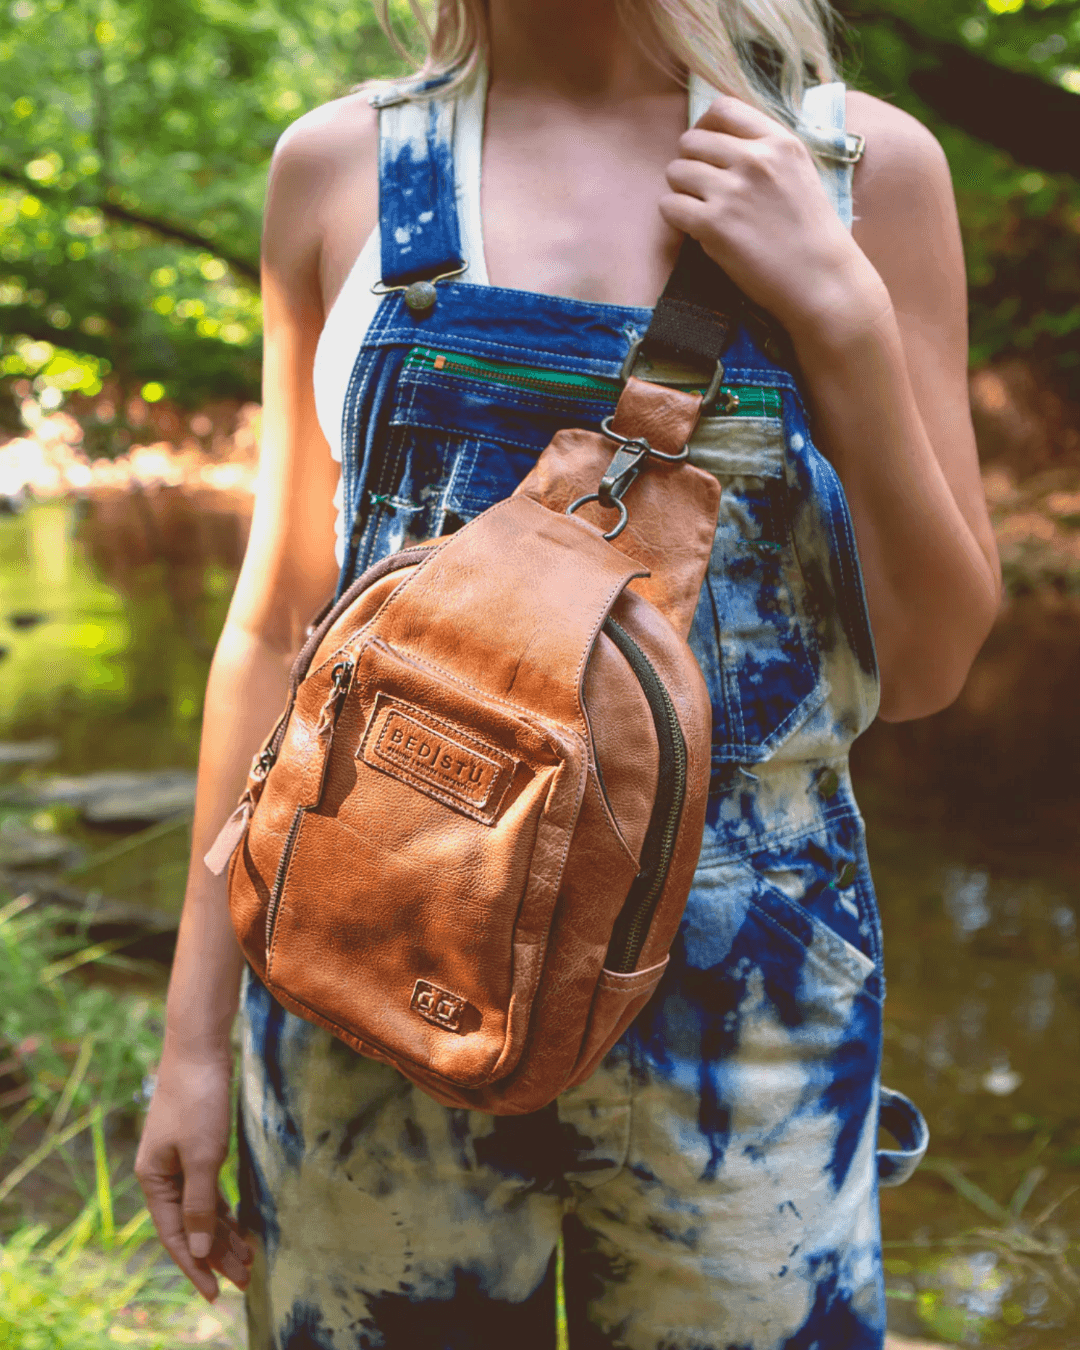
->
[263, 91, 380, 311]
[842, 90, 966, 341]
[272, 90, 379, 177]
[845, 89, 957, 243]
[845, 89, 951, 194]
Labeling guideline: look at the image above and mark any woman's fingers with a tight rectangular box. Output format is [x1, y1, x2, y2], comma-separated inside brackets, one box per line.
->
[181, 1152, 224, 1261]
[665, 156, 722, 202]
[695, 92, 781, 138]
[135, 1146, 221, 1302]
[676, 127, 741, 169]
[208, 1214, 253, 1290]
[134, 1139, 252, 1301]
[213, 1196, 254, 1275]
[657, 192, 714, 240]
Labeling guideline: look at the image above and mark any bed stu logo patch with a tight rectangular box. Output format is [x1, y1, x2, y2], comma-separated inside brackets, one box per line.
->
[411, 979, 468, 1033]
[359, 695, 515, 823]
[376, 710, 498, 800]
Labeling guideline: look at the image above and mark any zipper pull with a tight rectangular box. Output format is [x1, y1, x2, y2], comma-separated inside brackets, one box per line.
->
[316, 660, 353, 738]
[251, 744, 276, 783]
[204, 794, 253, 876]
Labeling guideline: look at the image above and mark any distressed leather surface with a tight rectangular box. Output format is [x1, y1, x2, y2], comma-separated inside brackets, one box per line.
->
[514, 437, 720, 642]
[222, 380, 715, 1114]
[610, 375, 704, 458]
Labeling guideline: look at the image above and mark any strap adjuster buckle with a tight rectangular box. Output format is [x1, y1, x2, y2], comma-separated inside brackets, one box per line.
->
[620, 336, 726, 410]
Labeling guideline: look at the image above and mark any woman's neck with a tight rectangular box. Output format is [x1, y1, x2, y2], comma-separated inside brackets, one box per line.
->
[486, 0, 683, 104]
[479, 1, 689, 305]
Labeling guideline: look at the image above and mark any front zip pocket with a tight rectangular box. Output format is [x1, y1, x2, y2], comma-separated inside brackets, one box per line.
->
[402, 346, 783, 419]
[263, 638, 596, 1089]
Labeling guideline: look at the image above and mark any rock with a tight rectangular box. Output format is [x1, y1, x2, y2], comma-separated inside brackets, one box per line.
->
[0, 825, 81, 870]
[7, 611, 47, 630]
[884, 1340, 951, 1350]
[0, 739, 58, 765]
[14, 881, 178, 964]
[33, 770, 196, 825]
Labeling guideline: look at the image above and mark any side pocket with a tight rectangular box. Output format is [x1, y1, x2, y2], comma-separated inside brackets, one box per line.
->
[751, 810, 880, 968]
[566, 957, 669, 1090]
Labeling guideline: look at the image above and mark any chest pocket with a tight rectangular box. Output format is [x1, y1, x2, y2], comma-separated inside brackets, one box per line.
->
[688, 413, 827, 765]
[366, 348, 619, 553]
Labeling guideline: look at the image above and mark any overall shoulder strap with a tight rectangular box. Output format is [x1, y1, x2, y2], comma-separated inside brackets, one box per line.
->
[636, 78, 866, 376]
[368, 78, 466, 288]
[799, 81, 863, 232]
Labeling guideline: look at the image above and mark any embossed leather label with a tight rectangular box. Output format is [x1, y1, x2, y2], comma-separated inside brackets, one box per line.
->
[411, 979, 469, 1033]
[359, 695, 515, 824]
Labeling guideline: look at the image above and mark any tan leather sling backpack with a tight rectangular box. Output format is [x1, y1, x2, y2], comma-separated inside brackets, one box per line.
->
[207, 241, 745, 1114]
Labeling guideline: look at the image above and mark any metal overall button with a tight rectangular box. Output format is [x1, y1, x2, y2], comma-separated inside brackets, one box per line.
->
[370, 263, 468, 316]
[403, 280, 437, 313]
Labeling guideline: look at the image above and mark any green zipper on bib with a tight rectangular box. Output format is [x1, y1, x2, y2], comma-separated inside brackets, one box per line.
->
[404, 347, 783, 418]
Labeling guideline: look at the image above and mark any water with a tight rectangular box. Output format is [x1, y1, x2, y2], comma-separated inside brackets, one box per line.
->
[0, 494, 241, 911]
[1, 497, 1077, 1346]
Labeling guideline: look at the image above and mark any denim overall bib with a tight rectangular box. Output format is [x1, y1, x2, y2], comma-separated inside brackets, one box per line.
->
[238, 72, 929, 1350]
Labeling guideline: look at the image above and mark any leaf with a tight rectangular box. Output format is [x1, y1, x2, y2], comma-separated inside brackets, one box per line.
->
[919, 1157, 1013, 1224]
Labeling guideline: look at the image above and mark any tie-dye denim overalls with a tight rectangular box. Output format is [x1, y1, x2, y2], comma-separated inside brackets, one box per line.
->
[237, 71, 930, 1350]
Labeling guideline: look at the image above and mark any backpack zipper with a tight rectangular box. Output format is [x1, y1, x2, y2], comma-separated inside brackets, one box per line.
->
[265, 660, 354, 954]
[601, 617, 687, 974]
[404, 347, 782, 418]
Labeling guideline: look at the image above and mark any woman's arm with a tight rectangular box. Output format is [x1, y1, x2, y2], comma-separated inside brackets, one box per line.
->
[661, 93, 1001, 723]
[135, 97, 376, 1301]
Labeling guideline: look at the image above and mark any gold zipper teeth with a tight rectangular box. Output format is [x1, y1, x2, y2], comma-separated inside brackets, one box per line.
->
[426, 357, 615, 399]
[412, 352, 779, 416]
[621, 682, 686, 964]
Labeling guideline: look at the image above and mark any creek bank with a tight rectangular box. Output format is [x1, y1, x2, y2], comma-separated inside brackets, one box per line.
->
[0, 823, 81, 870]
[0, 770, 197, 960]
[3, 882, 178, 966]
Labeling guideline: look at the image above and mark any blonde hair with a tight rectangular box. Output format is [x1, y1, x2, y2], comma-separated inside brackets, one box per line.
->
[371, 0, 839, 130]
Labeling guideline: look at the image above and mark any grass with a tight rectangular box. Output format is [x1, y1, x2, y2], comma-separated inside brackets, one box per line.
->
[0, 890, 241, 1348]
[883, 1152, 1080, 1345]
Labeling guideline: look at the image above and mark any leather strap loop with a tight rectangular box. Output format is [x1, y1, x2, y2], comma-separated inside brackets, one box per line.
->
[609, 378, 704, 458]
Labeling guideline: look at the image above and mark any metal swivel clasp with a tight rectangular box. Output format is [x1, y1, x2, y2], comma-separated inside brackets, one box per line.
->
[565, 416, 690, 541]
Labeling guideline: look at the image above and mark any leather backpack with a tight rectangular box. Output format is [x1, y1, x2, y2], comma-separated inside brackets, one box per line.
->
[207, 242, 743, 1114]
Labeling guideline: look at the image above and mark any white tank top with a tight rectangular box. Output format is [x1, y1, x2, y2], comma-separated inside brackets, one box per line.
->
[313, 75, 856, 564]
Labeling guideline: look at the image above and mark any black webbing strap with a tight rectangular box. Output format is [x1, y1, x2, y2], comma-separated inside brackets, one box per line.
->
[638, 238, 744, 368]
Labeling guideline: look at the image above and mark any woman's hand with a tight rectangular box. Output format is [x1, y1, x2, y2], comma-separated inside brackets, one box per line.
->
[134, 1043, 252, 1303]
[659, 94, 889, 342]
[658, 89, 1001, 720]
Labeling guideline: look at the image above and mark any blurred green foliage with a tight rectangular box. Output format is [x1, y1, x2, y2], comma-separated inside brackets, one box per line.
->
[0, 0, 407, 424]
[2, 0, 1080, 424]
[846, 0, 1080, 391]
